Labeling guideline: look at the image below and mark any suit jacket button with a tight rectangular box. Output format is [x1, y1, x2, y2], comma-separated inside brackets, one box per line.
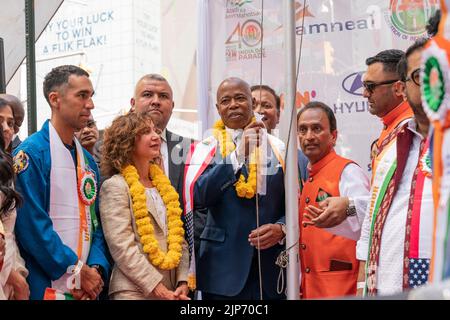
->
[302, 222, 307, 228]
[301, 244, 306, 250]
[305, 267, 311, 273]
[305, 197, 310, 204]
[308, 177, 313, 182]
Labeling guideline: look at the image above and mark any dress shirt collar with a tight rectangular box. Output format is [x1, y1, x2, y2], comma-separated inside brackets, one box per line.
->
[160, 128, 167, 143]
[406, 118, 425, 140]
[225, 127, 244, 145]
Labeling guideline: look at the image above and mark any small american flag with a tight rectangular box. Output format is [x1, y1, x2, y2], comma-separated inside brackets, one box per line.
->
[408, 258, 430, 289]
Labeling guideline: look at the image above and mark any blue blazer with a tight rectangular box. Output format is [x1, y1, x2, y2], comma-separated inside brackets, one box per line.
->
[194, 147, 285, 298]
[13, 120, 110, 300]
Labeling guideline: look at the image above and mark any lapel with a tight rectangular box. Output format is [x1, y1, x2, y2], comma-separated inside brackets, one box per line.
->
[166, 130, 182, 189]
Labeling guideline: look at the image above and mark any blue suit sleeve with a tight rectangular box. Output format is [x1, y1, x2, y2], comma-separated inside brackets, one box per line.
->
[14, 150, 78, 280]
[86, 160, 111, 280]
[194, 156, 238, 208]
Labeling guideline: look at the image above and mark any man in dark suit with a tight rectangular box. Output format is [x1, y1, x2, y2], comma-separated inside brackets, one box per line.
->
[130, 74, 191, 199]
[191, 77, 286, 300]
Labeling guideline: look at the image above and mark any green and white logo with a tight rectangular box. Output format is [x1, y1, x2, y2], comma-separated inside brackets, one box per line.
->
[387, 0, 439, 39]
[423, 56, 445, 113]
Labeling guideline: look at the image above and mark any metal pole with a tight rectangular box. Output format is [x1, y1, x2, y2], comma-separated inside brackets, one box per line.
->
[283, 0, 300, 300]
[0, 38, 6, 93]
[25, 0, 37, 134]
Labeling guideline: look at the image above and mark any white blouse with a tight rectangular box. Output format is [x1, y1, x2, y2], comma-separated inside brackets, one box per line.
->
[145, 188, 168, 236]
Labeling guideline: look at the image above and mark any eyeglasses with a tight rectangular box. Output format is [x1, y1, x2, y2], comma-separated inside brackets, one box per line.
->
[362, 79, 399, 94]
[405, 68, 421, 86]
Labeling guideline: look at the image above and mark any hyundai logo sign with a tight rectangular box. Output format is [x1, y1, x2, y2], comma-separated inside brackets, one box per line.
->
[342, 72, 365, 96]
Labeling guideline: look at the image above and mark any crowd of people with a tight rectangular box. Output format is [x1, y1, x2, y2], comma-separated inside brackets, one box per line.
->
[0, 10, 448, 300]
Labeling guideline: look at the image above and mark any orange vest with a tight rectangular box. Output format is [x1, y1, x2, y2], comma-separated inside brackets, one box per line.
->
[377, 100, 413, 148]
[299, 151, 359, 299]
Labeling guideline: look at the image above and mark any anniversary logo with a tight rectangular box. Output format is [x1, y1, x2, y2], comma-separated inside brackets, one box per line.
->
[225, 0, 265, 62]
[385, 0, 439, 41]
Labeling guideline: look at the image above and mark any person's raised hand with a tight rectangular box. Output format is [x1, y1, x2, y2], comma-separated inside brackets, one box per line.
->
[237, 121, 266, 160]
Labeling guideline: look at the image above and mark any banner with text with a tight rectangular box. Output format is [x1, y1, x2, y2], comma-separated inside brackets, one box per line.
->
[206, 0, 439, 172]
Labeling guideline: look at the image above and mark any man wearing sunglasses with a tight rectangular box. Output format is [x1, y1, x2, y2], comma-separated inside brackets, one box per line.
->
[292, 50, 417, 296]
[352, 38, 434, 297]
[362, 49, 414, 150]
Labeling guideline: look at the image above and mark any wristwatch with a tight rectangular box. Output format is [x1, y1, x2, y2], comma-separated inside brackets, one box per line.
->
[276, 223, 286, 245]
[91, 264, 104, 278]
[278, 223, 286, 235]
[346, 198, 357, 217]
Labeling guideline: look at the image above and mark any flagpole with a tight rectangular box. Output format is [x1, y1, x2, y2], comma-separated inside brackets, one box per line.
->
[283, 0, 300, 300]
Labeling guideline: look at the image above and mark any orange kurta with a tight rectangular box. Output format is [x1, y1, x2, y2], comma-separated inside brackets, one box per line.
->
[299, 151, 359, 299]
[377, 100, 413, 148]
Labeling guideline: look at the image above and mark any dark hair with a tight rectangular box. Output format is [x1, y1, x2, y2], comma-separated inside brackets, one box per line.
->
[0, 132, 22, 217]
[0, 98, 14, 153]
[366, 49, 405, 75]
[250, 85, 281, 111]
[426, 9, 441, 37]
[0, 97, 11, 110]
[0, 94, 25, 132]
[43, 65, 89, 104]
[297, 101, 337, 132]
[397, 37, 429, 81]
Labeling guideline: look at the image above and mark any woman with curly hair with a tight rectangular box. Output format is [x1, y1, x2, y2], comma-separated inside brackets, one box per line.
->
[100, 111, 189, 300]
[0, 132, 29, 300]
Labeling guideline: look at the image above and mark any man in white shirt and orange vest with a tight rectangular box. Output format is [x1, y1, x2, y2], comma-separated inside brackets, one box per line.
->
[298, 101, 369, 299]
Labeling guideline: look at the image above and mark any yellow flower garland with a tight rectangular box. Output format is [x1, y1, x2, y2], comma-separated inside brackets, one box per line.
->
[213, 119, 258, 199]
[122, 164, 185, 270]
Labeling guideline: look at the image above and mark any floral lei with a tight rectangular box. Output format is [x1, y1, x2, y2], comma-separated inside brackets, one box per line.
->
[122, 164, 185, 270]
[213, 119, 258, 199]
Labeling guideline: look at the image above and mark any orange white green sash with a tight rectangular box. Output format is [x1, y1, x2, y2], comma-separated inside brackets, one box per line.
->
[364, 127, 399, 296]
[43, 288, 75, 300]
[48, 122, 96, 294]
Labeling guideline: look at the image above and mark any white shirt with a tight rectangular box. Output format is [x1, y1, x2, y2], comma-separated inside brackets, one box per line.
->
[356, 120, 433, 296]
[145, 187, 168, 236]
[226, 127, 245, 173]
[160, 129, 169, 175]
[324, 163, 370, 240]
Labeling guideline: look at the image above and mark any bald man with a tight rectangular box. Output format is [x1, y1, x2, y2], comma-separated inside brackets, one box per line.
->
[185, 77, 286, 300]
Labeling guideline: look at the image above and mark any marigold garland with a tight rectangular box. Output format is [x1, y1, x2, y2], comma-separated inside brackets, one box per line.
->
[122, 164, 185, 270]
[213, 119, 258, 199]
